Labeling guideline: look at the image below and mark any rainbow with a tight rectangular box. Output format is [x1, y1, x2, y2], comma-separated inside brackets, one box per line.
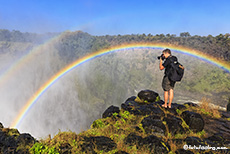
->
[11, 42, 230, 128]
[0, 32, 65, 87]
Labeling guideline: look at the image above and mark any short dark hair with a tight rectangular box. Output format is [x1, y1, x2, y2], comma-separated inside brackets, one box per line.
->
[163, 49, 171, 55]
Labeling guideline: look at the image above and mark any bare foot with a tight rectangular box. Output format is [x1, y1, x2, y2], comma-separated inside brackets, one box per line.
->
[162, 104, 167, 108]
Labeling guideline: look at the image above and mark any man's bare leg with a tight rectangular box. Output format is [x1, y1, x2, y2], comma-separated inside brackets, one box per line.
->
[168, 89, 174, 108]
[163, 91, 168, 107]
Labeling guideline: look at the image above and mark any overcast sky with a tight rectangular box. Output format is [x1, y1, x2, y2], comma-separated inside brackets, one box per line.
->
[0, 0, 229, 36]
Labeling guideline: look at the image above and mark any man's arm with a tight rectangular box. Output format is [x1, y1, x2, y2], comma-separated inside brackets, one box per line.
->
[159, 59, 164, 70]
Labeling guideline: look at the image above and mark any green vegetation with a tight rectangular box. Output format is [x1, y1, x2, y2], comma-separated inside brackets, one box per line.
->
[193, 98, 222, 118]
[26, 100, 223, 153]
[54, 31, 230, 62]
[29, 142, 59, 154]
[0, 30, 229, 153]
[0, 29, 229, 107]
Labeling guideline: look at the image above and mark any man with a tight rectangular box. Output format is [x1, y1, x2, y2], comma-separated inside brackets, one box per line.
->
[159, 49, 177, 108]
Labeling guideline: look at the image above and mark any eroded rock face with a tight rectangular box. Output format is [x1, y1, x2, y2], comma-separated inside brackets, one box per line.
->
[137, 89, 159, 103]
[141, 115, 166, 136]
[175, 149, 195, 154]
[121, 100, 165, 116]
[0, 123, 3, 129]
[16, 133, 36, 145]
[181, 111, 204, 132]
[80, 136, 117, 153]
[0, 129, 36, 154]
[102, 105, 120, 118]
[184, 136, 206, 146]
[227, 102, 230, 112]
[205, 133, 226, 146]
[2, 89, 230, 153]
[163, 115, 186, 135]
[124, 133, 170, 153]
[124, 133, 142, 146]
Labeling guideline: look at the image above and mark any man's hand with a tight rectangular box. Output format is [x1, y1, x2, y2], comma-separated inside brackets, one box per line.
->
[159, 58, 164, 70]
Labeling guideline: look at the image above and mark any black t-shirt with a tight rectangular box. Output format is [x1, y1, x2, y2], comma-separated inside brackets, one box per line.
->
[162, 56, 177, 76]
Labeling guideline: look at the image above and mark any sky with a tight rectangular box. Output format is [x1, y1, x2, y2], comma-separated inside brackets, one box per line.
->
[0, 0, 229, 36]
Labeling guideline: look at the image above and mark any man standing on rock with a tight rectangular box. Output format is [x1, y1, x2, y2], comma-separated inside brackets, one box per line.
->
[159, 49, 178, 108]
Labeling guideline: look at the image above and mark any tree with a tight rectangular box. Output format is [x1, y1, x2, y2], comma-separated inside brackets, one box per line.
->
[180, 32, 191, 37]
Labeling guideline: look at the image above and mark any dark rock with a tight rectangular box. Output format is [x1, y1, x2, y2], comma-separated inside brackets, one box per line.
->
[224, 140, 230, 147]
[102, 105, 120, 118]
[140, 135, 170, 153]
[171, 139, 184, 144]
[205, 133, 225, 146]
[184, 137, 205, 146]
[163, 115, 185, 135]
[138, 104, 165, 116]
[125, 96, 136, 102]
[0, 131, 7, 146]
[124, 133, 142, 146]
[16, 133, 36, 145]
[3, 147, 17, 154]
[227, 99, 230, 112]
[114, 150, 129, 154]
[203, 139, 216, 146]
[141, 115, 166, 135]
[0, 123, 3, 129]
[121, 101, 165, 116]
[175, 149, 194, 154]
[137, 90, 159, 103]
[203, 151, 214, 154]
[166, 107, 178, 115]
[80, 142, 96, 154]
[172, 103, 187, 110]
[184, 102, 199, 107]
[4, 135, 17, 148]
[221, 111, 230, 118]
[121, 101, 140, 115]
[222, 122, 230, 130]
[134, 126, 142, 132]
[154, 101, 185, 115]
[154, 100, 165, 106]
[125, 133, 170, 153]
[181, 111, 204, 132]
[81, 136, 116, 153]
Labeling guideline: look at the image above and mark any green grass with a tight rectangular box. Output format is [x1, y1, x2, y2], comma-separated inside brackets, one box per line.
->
[21, 99, 226, 153]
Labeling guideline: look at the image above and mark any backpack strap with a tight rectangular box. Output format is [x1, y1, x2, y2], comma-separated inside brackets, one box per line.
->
[168, 56, 177, 64]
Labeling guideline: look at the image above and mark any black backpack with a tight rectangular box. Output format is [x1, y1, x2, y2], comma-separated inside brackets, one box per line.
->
[168, 56, 184, 82]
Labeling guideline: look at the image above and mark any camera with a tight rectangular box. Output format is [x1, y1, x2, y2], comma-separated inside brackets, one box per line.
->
[157, 54, 165, 60]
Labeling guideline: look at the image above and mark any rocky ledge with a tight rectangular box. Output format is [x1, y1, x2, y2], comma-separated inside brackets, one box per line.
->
[1, 89, 230, 154]
[89, 90, 230, 154]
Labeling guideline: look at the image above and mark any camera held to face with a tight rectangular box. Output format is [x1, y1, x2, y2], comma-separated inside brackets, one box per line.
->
[157, 54, 165, 60]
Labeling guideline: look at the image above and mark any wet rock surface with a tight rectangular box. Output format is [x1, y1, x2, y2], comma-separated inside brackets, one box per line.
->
[175, 149, 195, 154]
[118, 90, 230, 153]
[137, 89, 159, 103]
[181, 111, 205, 132]
[227, 101, 230, 112]
[80, 136, 117, 153]
[141, 115, 166, 135]
[0, 127, 36, 154]
[124, 133, 170, 153]
[102, 105, 120, 118]
[121, 100, 165, 116]
[1, 89, 230, 153]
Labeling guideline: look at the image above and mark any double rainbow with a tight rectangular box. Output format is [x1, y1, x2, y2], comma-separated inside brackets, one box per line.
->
[11, 42, 230, 128]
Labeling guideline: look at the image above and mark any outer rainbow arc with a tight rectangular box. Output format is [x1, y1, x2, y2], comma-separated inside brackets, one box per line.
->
[10, 42, 230, 128]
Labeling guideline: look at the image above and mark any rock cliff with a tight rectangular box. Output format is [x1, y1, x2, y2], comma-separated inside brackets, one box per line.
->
[1, 89, 230, 153]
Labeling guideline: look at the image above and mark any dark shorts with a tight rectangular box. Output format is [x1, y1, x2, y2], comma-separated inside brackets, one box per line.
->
[162, 76, 176, 91]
